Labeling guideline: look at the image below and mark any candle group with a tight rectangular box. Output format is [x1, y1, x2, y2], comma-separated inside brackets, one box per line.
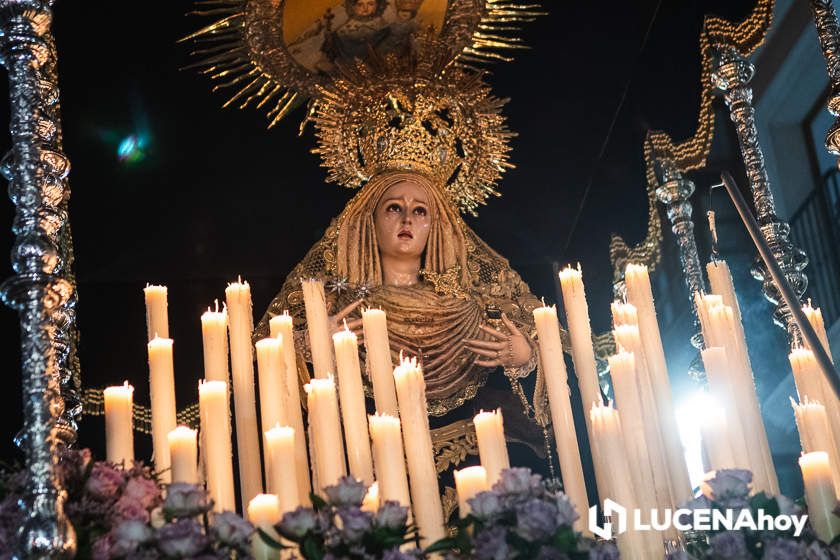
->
[532, 303, 589, 534]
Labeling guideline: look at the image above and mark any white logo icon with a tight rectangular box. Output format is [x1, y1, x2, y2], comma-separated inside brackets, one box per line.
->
[588, 498, 626, 540]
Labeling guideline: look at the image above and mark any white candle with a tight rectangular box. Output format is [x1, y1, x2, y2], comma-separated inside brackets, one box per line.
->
[201, 301, 229, 382]
[532, 304, 589, 534]
[256, 338, 289, 482]
[803, 302, 833, 361]
[473, 409, 509, 487]
[393, 356, 445, 547]
[144, 284, 169, 341]
[454, 466, 488, 518]
[362, 482, 380, 513]
[368, 413, 412, 512]
[264, 424, 302, 513]
[610, 301, 638, 327]
[362, 308, 399, 416]
[199, 380, 236, 513]
[623, 263, 692, 505]
[607, 350, 660, 517]
[305, 376, 347, 491]
[791, 347, 830, 404]
[695, 292, 779, 494]
[268, 313, 312, 506]
[612, 324, 676, 517]
[247, 494, 282, 560]
[333, 325, 374, 485]
[148, 336, 177, 483]
[104, 382, 134, 466]
[168, 426, 198, 484]
[558, 265, 602, 412]
[792, 398, 840, 495]
[590, 403, 663, 559]
[698, 401, 737, 470]
[700, 347, 752, 471]
[799, 452, 840, 543]
[301, 279, 334, 379]
[225, 279, 264, 508]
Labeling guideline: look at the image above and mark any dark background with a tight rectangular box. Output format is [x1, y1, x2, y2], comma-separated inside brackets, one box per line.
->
[0, 1, 763, 484]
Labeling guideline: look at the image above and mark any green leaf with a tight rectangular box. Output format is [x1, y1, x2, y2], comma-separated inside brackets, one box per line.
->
[257, 527, 286, 549]
[425, 537, 459, 553]
[310, 493, 328, 510]
[302, 538, 326, 560]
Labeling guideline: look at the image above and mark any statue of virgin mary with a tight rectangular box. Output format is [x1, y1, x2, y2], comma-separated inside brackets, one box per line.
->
[252, 44, 552, 488]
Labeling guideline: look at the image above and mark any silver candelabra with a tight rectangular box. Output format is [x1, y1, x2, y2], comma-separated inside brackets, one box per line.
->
[0, 0, 76, 556]
[710, 43, 809, 340]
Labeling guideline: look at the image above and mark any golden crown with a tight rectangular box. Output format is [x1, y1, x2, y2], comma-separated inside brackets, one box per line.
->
[309, 43, 514, 215]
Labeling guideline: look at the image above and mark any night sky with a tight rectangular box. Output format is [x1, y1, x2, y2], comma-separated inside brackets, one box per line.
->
[0, 1, 759, 467]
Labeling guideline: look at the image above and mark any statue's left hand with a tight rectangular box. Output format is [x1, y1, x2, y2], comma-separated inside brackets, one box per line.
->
[464, 313, 532, 369]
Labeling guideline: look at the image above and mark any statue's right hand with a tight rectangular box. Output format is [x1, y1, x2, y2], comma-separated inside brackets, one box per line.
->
[328, 299, 365, 344]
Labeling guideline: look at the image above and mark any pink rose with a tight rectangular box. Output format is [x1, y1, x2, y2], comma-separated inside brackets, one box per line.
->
[112, 496, 150, 523]
[86, 463, 124, 500]
[122, 476, 160, 510]
[90, 534, 113, 560]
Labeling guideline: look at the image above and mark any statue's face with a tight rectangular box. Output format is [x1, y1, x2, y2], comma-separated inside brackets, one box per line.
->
[353, 0, 377, 17]
[374, 180, 432, 260]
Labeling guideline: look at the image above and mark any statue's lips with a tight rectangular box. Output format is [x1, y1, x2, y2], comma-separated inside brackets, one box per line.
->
[397, 230, 413, 240]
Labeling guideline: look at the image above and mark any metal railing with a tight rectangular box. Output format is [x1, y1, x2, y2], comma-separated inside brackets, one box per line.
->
[789, 168, 840, 323]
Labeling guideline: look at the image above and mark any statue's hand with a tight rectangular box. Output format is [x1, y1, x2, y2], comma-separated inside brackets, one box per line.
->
[328, 299, 365, 344]
[464, 314, 533, 369]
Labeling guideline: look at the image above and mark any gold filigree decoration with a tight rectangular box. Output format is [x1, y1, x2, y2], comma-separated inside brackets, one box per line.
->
[421, 266, 469, 299]
[431, 418, 478, 472]
[608, 0, 774, 283]
[309, 40, 514, 215]
[442, 486, 459, 528]
[182, 0, 542, 129]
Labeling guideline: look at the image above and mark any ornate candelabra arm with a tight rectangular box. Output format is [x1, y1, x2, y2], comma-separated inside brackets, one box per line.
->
[710, 44, 809, 340]
[0, 1, 75, 556]
[809, 0, 840, 158]
[654, 159, 705, 337]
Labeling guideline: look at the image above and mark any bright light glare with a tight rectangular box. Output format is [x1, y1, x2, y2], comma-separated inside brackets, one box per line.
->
[674, 389, 720, 493]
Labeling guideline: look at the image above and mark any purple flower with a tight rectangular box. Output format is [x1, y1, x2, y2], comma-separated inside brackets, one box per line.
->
[709, 530, 747, 559]
[58, 448, 92, 487]
[805, 540, 832, 559]
[122, 476, 160, 510]
[536, 545, 569, 559]
[110, 519, 153, 557]
[113, 496, 151, 523]
[211, 511, 254, 546]
[278, 506, 319, 539]
[156, 518, 209, 557]
[680, 494, 712, 511]
[375, 501, 408, 530]
[163, 483, 211, 518]
[704, 469, 752, 509]
[86, 463, 125, 500]
[589, 541, 620, 560]
[468, 491, 502, 520]
[90, 534, 113, 560]
[473, 526, 511, 560]
[493, 468, 543, 497]
[776, 494, 803, 517]
[553, 493, 579, 527]
[324, 477, 368, 507]
[382, 548, 420, 560]
[338, 507, 373, 542]
[763, 537, 806, 560]
[514, 498, 559, 541]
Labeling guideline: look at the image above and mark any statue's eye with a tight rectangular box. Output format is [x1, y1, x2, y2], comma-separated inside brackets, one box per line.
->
[387, 203, 402, 213]
[413, 206, 427, 216]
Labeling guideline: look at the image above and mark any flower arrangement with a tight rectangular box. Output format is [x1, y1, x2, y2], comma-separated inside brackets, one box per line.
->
[261, 476, 421, 559]
[676, 469, 839, 559]
[0, 449, 254, 559]
[427, 467, 617, 560]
